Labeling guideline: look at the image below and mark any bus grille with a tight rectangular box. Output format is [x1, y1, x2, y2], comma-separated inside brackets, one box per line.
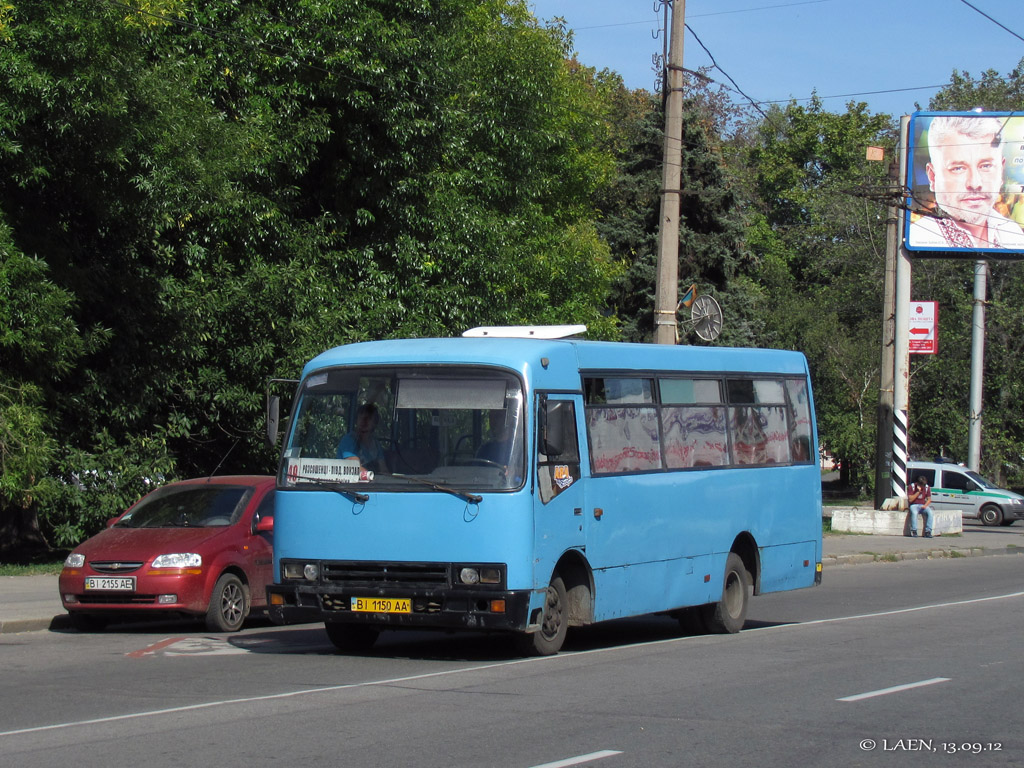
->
[321, 562, 449, 588]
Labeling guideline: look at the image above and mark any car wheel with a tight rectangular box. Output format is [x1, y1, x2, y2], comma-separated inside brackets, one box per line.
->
[205, 573, 249, 632]
[979, 504, 1003, 527]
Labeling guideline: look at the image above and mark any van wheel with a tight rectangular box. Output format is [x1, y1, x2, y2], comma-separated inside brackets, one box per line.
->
[980, 504, 1003, 527]
[518, 575, 567, 656]
[700, 553, 750, 634]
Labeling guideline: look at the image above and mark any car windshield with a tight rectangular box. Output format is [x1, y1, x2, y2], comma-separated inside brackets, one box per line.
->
[281, 366, 526, 492]
[115, 486, 251, 528]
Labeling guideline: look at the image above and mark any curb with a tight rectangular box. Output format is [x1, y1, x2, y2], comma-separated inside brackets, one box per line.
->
[0, 614, 71, 635]
[823, 545, 1022, 567]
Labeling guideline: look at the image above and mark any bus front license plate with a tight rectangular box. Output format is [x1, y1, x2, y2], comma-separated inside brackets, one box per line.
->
[350, 597, 411, 614]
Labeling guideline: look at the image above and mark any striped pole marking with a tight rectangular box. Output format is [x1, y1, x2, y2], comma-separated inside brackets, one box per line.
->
[891, 408, 908, 498]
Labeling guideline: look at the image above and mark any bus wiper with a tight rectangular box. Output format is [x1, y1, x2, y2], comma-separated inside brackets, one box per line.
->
[390, 473, 482, 504]
[291, 474, 370, 503]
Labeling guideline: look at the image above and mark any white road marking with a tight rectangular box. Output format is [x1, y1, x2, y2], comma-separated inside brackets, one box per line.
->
[838, 677, 951, 702]
[528, 750, 623, 768]
[2, 590, 1022, 738]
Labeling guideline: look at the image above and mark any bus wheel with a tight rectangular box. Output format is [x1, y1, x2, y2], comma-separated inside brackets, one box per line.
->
[700, 553, 750, 634]
[325, 623, 379, 653]
[980, 504, 1003, 526]
[519, 575, 568, 656]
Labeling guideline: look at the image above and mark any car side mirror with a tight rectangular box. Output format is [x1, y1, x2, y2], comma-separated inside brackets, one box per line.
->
[254, 515, 274, 534]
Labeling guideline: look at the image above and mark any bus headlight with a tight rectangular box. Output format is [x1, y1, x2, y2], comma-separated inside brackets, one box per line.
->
[283, 562, 319, 581]
[457, 565, 502, 586]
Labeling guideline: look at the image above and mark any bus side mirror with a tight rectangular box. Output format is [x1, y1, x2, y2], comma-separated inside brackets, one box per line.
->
[266, 395, 281, 448]
[542, 400, 565, 457]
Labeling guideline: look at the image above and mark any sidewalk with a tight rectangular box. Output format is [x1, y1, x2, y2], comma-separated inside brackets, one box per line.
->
[1, 522, 1021, 634]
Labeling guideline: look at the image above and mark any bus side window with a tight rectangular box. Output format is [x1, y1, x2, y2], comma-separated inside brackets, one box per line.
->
[538, 399, 580, 504]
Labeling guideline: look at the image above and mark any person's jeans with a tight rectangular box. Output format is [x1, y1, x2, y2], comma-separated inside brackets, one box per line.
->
[909, 503, 934, 534]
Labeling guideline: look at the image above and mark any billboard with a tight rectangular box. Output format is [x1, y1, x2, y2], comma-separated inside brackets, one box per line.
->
[905, 112, 1024, 256]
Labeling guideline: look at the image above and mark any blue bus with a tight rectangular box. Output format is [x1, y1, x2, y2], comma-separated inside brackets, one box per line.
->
[266, 326, 822, 654]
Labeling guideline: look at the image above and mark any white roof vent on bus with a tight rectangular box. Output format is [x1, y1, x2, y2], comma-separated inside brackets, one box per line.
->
[462, 325, 587, 339]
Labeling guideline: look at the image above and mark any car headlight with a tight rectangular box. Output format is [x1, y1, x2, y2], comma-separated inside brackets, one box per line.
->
[152, 553, 202, 568]
[64, 553, 85, 568]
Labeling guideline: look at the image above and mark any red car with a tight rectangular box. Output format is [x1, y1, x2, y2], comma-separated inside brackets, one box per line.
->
[59, 476, 276, 632]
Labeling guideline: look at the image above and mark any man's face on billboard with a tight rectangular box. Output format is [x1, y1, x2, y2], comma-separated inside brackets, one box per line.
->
[927, 130, 1004, 227]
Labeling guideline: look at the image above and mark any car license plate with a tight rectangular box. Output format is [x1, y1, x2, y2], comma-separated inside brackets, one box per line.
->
[84, 577, 135, 591]
[350, 597, 411, 614]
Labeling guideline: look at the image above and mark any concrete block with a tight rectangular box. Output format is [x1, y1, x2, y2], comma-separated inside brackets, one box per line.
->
[830, 507, 962, 535]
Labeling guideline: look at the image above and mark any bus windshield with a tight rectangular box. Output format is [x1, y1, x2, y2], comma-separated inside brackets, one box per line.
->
[281, 366, 526, 492]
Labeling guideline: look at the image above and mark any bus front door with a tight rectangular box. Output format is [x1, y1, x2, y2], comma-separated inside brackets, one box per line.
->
[534, 395, 587, 576]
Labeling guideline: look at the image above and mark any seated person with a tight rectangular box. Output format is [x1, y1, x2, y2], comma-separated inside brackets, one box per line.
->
[476, 409, 513, 464]
[907, 475, 935, 538]
[337, 403, 388, 474]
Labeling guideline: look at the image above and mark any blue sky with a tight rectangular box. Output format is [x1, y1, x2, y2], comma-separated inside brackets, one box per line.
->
[527, 0, 1024, 117]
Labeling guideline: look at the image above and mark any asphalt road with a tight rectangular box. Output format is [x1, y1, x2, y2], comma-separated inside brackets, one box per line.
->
[2, 555, 1022, 767]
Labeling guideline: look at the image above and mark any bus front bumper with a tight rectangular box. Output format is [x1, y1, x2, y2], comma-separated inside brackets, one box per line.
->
[266, 584, 533, 632]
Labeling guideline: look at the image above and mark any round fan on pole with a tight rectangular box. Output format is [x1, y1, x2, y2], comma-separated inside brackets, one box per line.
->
[689, 294, 723, 342]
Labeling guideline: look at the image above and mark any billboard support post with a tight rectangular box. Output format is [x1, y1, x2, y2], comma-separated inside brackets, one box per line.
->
[891, 116, 911, 501]
[967, 259, 987, 471]
[874, 153, 899, 509]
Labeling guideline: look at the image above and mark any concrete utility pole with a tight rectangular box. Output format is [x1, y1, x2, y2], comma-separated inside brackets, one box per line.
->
[653, 0, 685, 345]
[967, 259, 987, 471]
[891, 116, 912, 500]
[873, 154, 899, 509]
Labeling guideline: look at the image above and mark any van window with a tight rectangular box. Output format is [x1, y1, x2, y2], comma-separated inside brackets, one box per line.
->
[942, 470, 977, 492]
[912, 468, 935, 486]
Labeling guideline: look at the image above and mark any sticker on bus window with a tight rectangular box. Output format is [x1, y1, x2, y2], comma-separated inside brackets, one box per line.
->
[553, 465, 574, 490]
[285, 457, 373, 484]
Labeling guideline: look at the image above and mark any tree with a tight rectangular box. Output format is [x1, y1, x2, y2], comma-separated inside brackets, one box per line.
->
[736, 99, 897, 491]
[0, 0, 624, 555]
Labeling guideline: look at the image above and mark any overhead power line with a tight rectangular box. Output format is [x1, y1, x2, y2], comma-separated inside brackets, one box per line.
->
[956, 0, 1024, 44]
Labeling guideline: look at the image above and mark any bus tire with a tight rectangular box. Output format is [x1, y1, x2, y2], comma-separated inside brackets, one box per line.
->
[519, 575, 568, 656]
[700, 553, 750, 634]
[205, 573, 248, 632]
[980, 504, 1003, 526]
[325, 622, 379, 653]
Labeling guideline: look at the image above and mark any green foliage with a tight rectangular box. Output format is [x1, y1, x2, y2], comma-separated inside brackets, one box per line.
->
[0, 0, 623, 553]
[736, 99, 897, 490]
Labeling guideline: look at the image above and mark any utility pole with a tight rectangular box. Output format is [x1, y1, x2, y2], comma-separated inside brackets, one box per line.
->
[873, 153, 899, 508]
[653, 0, 685, 345]
[891, 116, 912, 501]
[967, 259, 987, 470]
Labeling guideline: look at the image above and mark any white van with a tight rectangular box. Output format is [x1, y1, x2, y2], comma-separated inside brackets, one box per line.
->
[907, 461, 1024, 526]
